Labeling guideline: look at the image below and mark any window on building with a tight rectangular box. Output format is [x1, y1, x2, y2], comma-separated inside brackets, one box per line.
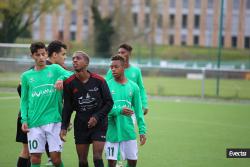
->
[193, 35, 199, 45]
[232, 36, 237, 48]
[169, 14, 175, 29]
[71, 11, 77, 25]
[181, 34, 187, 45]
[157, 14, 163, 28]
[247, 0, 250, 9]
[145, 13, 150, 27]
[133, 13, 138, 27]
[83, 18, 88, 25]
[182, 14, 187, 29]
[183, 0, 189, 9]
[169, 35, 174, 45]
[233, 0, 239, 10]
[194, 14, 200, 29]
[58, 31, 63, 40]
[195, 0, 201, 9]
[207, 0, 214, 9]
[70, 31, 76, 41]
[245, 37, 250, 48]
[170, 0, 176, 8]
[145, 0, 150, 7]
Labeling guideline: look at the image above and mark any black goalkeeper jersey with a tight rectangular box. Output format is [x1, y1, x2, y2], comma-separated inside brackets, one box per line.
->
[61, 72, 114, 130]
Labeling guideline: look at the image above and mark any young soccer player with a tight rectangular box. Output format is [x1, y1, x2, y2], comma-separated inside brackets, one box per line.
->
[106, 43, 149, 115]
[20, 42, 70, 167]
[16, 40, 69, 167]
[105, 55, 147, 167]
[60, 51, 113, 167]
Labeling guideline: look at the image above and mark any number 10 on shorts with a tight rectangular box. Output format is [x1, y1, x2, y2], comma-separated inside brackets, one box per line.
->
[29, 139, 38, 150]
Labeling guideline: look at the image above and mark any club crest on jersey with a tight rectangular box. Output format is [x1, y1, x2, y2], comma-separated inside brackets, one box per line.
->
[111, 90, 115, 94]
[29, 77, 35, 82]
[129, 91, 133, 97]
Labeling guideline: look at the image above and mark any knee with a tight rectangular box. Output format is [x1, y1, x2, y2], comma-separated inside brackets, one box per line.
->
[108, 160, 116, 167]
[51, 157, 62, 166]
[30, 155, 41, 164]
[20, 147, 29, 158]
[93, 153, 102, 160]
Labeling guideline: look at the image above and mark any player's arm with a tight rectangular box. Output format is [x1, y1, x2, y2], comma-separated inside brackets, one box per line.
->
[60, 82, 74, 141]
[91, 80, 114, 126]
[137, 68, 149, 114]
[132, 85, 147, 144]
[54, 64, 74, 90]
[20, 74, 29, 132]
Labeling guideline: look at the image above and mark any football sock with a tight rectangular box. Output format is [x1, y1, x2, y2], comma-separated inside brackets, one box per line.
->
[79, 161, 89, 167]
[17, 157, 30, 167]
[94, 159, 104, 167]
[59, 162, 64, 167]
[31, 164, 40, 167]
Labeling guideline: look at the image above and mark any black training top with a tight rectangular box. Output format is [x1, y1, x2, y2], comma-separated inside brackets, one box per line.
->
[61, 72, 114, 130]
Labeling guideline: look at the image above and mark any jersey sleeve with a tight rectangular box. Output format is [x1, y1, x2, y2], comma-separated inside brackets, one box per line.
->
[105, 69, 113, 81]
[55, 64, 74, 81]
[20, 74, 28, 124]
[132, 84, 147, 135]
[136, 68, 148, 109]
[92, 80, 114, 122]
[61, 82, 74, 130]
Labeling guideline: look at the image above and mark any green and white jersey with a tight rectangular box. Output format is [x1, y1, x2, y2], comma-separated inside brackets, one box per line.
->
[106, 65, 148, 109]
[107, 79, 146, 142]
[20, 64, 72, 128]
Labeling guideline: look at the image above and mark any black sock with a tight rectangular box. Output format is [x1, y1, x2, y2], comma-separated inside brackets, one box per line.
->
[17, 157, 30, 167]
[79, 161, 89, 167]
[94, 159, 104, 167]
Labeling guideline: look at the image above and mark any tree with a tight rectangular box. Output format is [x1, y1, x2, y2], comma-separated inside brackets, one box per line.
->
[0, 0, 62, 43]
[91, 0, 115, 58]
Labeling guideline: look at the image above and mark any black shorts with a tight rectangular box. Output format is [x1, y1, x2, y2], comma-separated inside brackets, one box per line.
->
[16, 115, 28, 144]
[74, 119, 107, 144]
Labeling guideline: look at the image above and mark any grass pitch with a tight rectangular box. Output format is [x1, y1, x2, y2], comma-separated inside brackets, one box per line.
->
[0, 94, 250, 166]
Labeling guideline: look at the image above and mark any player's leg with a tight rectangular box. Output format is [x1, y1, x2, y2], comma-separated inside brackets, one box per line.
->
[120, 140, 138, 167]
[91, 129, 107, 167]
[76, 144, 90, 167]
[27, 126, 46, 166]
[92, 141, 105, 167]
[45, 142, 52, 166]
[105, 142, 119, 167]
[46, 123, 64, 167]
[16, 115, 30, 167]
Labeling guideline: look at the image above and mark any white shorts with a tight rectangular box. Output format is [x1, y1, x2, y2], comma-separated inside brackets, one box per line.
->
[105, 140, 138, 160]
[27, 122, 63, 153]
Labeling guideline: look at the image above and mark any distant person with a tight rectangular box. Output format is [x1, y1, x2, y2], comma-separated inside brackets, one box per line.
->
[106, 43, 149, 115]
[60, 51, 113, 167]
[16, 40, 69, 167]
[20, 41, 70, 167]
[105, 55, 147, 167]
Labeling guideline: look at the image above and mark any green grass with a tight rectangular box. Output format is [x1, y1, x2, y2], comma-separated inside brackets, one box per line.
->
[144, 77, 250, 99]
[1, 72, 250, 99]
[0, 96, 250, 167]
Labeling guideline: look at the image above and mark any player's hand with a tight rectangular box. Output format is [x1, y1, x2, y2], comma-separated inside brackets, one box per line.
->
[88, 117, 97, 128]
[60, 129, 67, 142]
[55, 80, 63, 90]
[140, 134, 146, 146]
[21, 123, 29, 133]
[143, 108, 149, 115]
[122, 107, 134, 116]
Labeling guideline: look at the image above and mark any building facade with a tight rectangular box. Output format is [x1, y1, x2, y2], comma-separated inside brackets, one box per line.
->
[32, 0, 250, 49]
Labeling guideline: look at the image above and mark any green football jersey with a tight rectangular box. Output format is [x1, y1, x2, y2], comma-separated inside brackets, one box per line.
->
[106, 65, 148, 109]
[20, 64, 72, 128]
[107, 79, 146, 142]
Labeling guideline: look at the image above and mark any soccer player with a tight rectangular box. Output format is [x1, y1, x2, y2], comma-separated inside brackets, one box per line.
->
[106, 43, 149, 115]
[20, 42, 70, 167]
[60, 51, 114, 167]
[16, 40, 68, 167]
[105, 55, 147, 167]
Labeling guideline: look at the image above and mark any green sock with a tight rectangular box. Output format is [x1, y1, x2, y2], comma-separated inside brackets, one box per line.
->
[31, 164, 40, 167]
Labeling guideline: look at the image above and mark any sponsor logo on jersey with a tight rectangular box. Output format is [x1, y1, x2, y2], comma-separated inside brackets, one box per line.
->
[89, 87, 99, 92]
